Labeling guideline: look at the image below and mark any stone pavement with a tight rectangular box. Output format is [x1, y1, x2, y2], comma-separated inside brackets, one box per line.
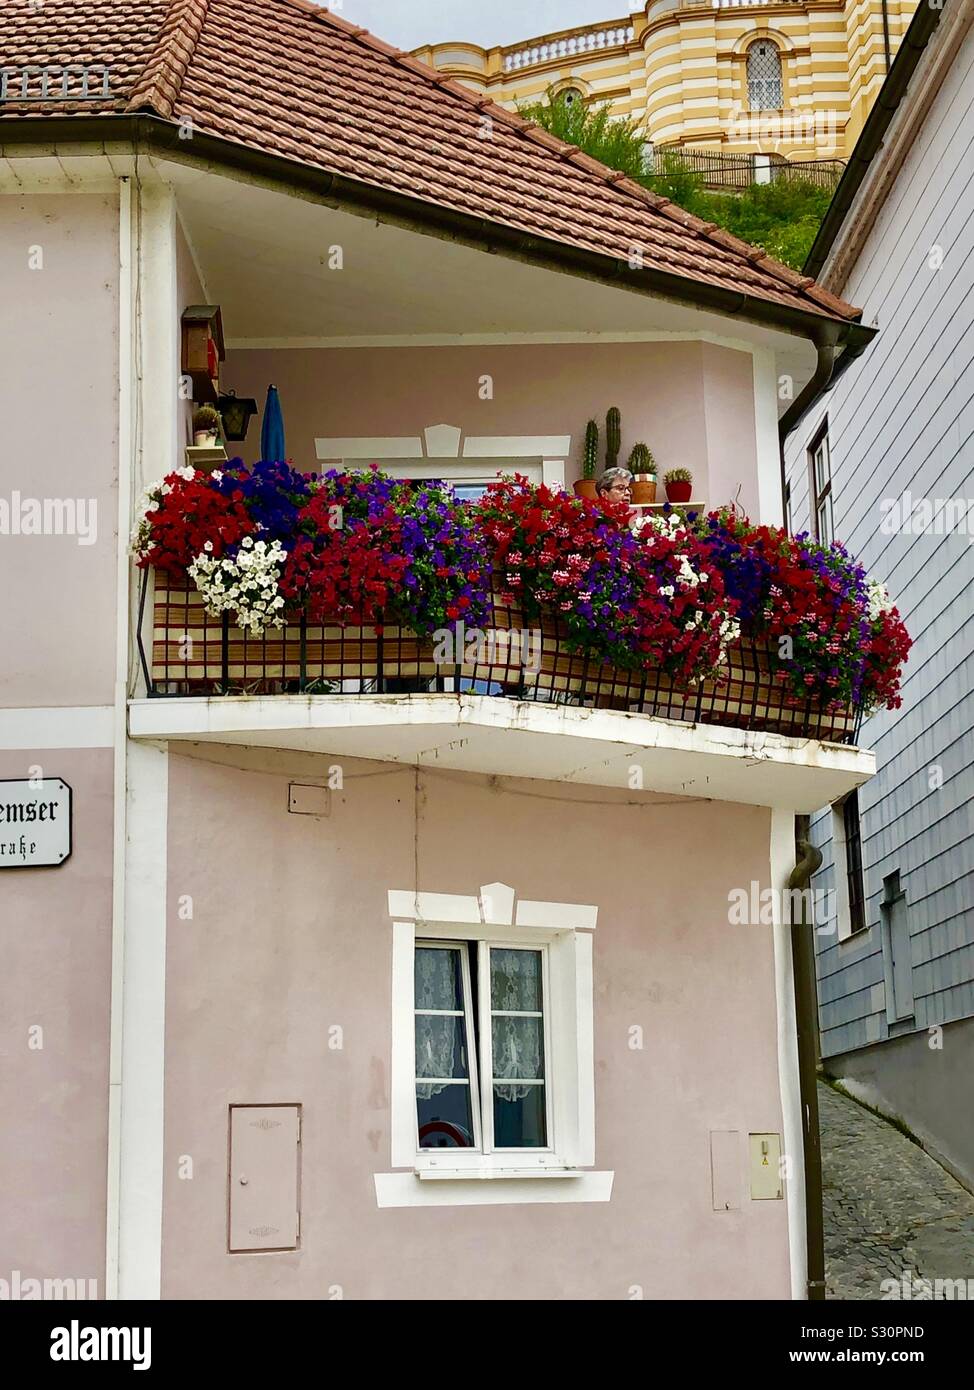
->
[819, 1079, 974, 1299]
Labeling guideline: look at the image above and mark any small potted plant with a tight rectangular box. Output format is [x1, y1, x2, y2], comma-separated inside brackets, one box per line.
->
[628, 443, 656, 503]
[192, 404, 222, 448]
[664, 467, 693, 504]
[574, 419, 599, 500]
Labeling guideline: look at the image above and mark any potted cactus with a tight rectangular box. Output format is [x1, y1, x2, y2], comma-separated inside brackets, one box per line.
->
[664, 466, 693, 504]
[605, 406, 621, 469]
[628, 443, 656, 503]
[574, 418, 599, 500]
[192, 404, 222, 447]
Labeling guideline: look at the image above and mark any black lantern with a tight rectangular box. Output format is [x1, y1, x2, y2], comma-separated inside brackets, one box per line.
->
[217, 390, 259, 442]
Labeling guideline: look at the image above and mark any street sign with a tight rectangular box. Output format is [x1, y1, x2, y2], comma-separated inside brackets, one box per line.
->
[0, 778, 72, 868]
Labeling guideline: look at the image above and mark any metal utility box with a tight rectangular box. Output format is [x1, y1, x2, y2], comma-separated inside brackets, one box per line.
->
[228, 1104, 301, 1253]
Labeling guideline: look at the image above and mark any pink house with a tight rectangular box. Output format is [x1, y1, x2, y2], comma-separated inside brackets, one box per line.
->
[0, 0, 887, 1302]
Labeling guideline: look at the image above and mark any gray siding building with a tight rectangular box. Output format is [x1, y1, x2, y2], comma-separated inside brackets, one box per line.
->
[783, 0, 974, 1187]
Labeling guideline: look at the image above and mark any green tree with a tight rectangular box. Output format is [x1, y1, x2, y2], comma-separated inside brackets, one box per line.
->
[518, 94, 648, 179]
[521, 93, 832, 271]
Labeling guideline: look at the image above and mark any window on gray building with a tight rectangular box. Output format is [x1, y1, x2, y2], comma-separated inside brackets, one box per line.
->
[809, 422, 833, 543]
[881, 872, 914, 1024]
[831, 789, 867, 940]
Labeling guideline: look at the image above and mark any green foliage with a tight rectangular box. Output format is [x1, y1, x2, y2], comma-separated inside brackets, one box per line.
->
[605, 406, 621, 468]
[641, 150, 706, 209]
[628, 443, 655, 474]
[518, 96, 648, 179]
[583, 419, 599, 479]
[709, 179, 833, 269]
[664, 467, 692, 484]
[523, 94, 832, 271]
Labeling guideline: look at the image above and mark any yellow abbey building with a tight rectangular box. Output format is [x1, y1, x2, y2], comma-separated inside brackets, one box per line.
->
[414, 0, 918, 165]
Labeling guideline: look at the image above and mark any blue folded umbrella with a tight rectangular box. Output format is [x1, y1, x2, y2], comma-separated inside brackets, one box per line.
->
[260, 384, 286, 462]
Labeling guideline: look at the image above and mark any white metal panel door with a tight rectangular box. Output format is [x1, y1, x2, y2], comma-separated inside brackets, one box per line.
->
[228, 1105, 301, 1252]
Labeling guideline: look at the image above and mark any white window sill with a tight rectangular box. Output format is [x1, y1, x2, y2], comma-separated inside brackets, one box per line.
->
[416, 1167, 583, 1181]
[374, 1170, 614, 1207]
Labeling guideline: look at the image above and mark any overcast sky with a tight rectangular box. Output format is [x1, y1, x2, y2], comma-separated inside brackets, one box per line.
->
[327, 1, 634, 49]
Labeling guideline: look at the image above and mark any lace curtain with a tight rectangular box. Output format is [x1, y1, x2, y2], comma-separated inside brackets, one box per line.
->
[416, 948, 465, 1100]
[414, 946, 545, 1103]
[491, 949, 543, 1103]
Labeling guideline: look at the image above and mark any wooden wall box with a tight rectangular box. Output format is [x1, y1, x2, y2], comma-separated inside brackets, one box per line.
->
[181, 304, 225, 404]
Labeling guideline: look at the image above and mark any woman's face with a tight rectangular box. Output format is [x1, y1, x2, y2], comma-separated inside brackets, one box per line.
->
[603, 475, 632, 504]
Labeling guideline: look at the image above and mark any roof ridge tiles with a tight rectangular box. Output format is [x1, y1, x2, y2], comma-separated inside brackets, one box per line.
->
[126, 0, 210, 119]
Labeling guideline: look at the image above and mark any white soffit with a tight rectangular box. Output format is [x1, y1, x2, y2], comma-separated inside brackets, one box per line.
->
[128, 694, 875, 813]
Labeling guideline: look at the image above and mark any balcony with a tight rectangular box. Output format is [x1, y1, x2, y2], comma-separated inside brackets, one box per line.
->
[131, 570, 876, 813]
[126, 457, 909, 809]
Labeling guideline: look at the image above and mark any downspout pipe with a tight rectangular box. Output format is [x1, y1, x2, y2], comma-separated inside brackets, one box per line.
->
[790, 826, 826, 1301]
[777, 325, 876, 521]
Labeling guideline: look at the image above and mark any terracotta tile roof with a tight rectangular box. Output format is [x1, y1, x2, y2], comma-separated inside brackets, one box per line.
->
[0, 0, 863, 326]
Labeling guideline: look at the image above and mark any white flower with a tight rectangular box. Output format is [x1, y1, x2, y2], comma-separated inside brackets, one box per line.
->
[189, 539, 289, 636]
[866, 577, 893, 622]
[211, 471, 223, 482]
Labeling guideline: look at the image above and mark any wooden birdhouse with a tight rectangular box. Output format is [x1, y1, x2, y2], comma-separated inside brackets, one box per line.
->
[181, 304, 225, 404]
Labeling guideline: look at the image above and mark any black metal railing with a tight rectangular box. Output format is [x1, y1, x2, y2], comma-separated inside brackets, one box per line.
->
[647, 149, 846, 194]
[136, 571, 864, 745]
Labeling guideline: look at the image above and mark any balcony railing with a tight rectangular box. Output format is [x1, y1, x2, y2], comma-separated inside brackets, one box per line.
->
[502, 24, 635, 73]
[138, 573, 863, 746]
[680, 0, 805, 8]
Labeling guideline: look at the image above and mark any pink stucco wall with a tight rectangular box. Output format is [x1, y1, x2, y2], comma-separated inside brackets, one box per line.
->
[223, 341, 759, 512]
[0, 193, 118, 709]
[162, 745, 790, 1300]
[0, 747, 114, 1291]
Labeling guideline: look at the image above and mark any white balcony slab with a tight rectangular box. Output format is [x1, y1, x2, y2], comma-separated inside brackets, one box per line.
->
[128, 693, 874, 810]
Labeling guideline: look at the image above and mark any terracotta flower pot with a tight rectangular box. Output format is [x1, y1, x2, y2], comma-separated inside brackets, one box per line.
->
[631, 476, 657, 504]
[665, 480, 692, 503]
[573, 479, 598, 500]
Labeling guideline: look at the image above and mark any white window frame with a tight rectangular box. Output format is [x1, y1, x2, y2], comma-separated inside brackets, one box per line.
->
[315, 424, 569, 493]
[414, 939, 484, 1152]
[809, 424, 833, 544]
[379, 458, 545, 493]
[388, 884, 597, 1180]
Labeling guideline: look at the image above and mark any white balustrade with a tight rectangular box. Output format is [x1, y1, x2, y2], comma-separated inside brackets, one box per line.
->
[503, 24, 635, 73]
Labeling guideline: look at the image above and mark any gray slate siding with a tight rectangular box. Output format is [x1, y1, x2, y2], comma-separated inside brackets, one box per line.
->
[784, 23, 974, 1057]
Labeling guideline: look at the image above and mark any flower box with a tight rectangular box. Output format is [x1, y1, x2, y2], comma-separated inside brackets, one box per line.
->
[148, 572, 857, 741]
[150, 572, 438, 693]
